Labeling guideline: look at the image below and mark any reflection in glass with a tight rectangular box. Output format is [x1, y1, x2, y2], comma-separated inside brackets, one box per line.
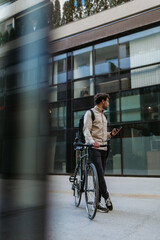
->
[120, 71, 131, 90]
[105, 138, 121, 174]
[38, 55, 49, 83]
[129, 32, 160, 69]
[119, 26, 160, 72]
[104, 93, 120, 124]
[73, 47, 92, 79]
[49, 103, 66, 129]
[121, 90, 141, 122]
[54, 54, 67, 84]
[131, 64, 160, 89]
[49, 86, 57, 102]
[122, 123, 160, 175]
[96, 73, 119, 94]
[95, 39, 118, 75]
[141, 86, 160, 121]
[48, 132, 66, 174]
[74, 78, 94, 99]
[123, 135, 160, 175]
[119, 42, 130, 69]
[6, 59, 38, 90]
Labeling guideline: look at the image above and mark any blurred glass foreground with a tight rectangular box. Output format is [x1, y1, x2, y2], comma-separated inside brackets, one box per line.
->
[0, 2, 49, 240]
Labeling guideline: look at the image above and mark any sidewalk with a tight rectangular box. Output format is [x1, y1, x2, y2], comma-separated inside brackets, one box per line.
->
[46, 175, 160, 240]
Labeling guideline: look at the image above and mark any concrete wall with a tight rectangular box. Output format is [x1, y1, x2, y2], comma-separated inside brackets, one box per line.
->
[50, 0, 160, 42]
[0, 0, 46, 22]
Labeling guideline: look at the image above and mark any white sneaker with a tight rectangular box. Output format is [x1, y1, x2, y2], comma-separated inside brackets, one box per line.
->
[105, 197, 113, 211]
[97, 203, 109, 213]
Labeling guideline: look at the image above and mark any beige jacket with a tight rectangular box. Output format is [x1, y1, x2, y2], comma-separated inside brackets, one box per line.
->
[83, 105, 111, 151]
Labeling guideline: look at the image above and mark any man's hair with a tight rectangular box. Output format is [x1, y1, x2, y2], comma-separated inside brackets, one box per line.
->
[94, 93, 110, 104]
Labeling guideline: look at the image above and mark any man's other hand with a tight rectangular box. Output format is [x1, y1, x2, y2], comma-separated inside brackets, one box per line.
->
[93, 142, 100, 148]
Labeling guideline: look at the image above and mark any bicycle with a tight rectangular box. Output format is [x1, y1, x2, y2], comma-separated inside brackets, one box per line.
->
[69, 138, 110, 220]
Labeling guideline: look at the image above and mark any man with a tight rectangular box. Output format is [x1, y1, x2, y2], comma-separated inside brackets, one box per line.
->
[83, 93, 120, 213]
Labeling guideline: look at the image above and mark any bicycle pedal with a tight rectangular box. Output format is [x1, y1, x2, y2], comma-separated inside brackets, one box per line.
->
[69, 176, 74, 183]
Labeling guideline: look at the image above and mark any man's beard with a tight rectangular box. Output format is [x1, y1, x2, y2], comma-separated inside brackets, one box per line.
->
[102, 103, 108, 110]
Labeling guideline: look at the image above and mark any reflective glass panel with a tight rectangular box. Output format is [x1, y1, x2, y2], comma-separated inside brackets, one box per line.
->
[73, 47, 92, 79]
[104, 93, 120, 124]
[95, 39, 118, 75]
[131, 64, 160, 89]
[48, 132, 66, 174]
[49, 86, 57, 102]
[141, 86, 160, 121]
[120, 71, 131, 90]
[6, 59, 38, 90]
[105, 138, 121, 174]
[49, 103, 66, 129]
[74, 78, 94, 99]
[38, 55, 48, 83]
[122, 122, 160, 175]
[96, 73, 119, 94]
[119, 26, 160, 70]
[121, 89, 141, 122]
[54, 54, 67, 84]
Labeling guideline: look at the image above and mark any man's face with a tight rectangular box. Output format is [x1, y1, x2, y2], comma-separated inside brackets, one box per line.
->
[102, 98, 109, 110]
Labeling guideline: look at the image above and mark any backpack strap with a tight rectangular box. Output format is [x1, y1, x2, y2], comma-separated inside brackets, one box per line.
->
[89, 109, 95, 122]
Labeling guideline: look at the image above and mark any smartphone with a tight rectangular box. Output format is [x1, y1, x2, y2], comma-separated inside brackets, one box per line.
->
[116, 126, 122, 131]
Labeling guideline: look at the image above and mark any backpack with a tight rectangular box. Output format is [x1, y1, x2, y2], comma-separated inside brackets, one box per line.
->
[78, 109, 95, 143]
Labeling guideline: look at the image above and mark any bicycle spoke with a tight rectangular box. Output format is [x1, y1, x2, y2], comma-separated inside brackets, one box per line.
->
[85, 163, 99, 220]
[74, 164, 82, 207]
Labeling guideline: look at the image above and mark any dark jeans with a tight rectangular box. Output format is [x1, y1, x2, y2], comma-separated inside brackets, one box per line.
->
[89, 148, 109, 202]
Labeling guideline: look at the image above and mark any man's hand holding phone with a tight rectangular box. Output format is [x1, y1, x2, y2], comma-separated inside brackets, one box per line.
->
[111, 126, 122, 137]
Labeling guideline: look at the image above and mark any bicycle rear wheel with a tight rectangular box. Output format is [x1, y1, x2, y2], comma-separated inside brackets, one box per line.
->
[85, 163, 99, 220]
[73, 163, 83, 207]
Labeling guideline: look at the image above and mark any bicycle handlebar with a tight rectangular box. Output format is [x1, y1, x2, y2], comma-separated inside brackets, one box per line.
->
[73, 139, 110, 148]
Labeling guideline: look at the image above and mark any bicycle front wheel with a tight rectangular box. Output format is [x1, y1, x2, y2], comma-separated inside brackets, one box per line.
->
[73, 163, 83, 207]
[85, 163, 99, 220]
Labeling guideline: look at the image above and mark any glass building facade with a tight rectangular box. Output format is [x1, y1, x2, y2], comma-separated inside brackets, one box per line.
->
[49, 25, 160, 176]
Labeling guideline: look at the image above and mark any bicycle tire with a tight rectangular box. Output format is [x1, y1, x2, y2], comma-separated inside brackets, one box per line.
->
[85, 163, 99, 220]
[73, 163, 83, 207]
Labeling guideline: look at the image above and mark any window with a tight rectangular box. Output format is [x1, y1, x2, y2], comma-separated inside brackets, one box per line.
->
[53, 54, 67, 84]
[74, 78, 94, 99]
[48, 132, 66, 174]
[105, 138, 121, 175]
[95, 39, 118, 75]
[141, 86, 160, 121]
[6, 59, 38, 90]
[73, 47, 92, 79]
[121, 90, 141, 122]
[131, 64, 160, 89]
[119, 26, 160, 88]
[104, 93, 120, 124]
[120, 71, 131, 90]
[96, 73, 119, 94]
[49, 103, 66, 129]
[122, 122, 160, 175]
[49, 84, 66, 102]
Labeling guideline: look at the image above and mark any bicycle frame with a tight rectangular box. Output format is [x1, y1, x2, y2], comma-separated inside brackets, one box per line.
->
[69, 139, 110, 220]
